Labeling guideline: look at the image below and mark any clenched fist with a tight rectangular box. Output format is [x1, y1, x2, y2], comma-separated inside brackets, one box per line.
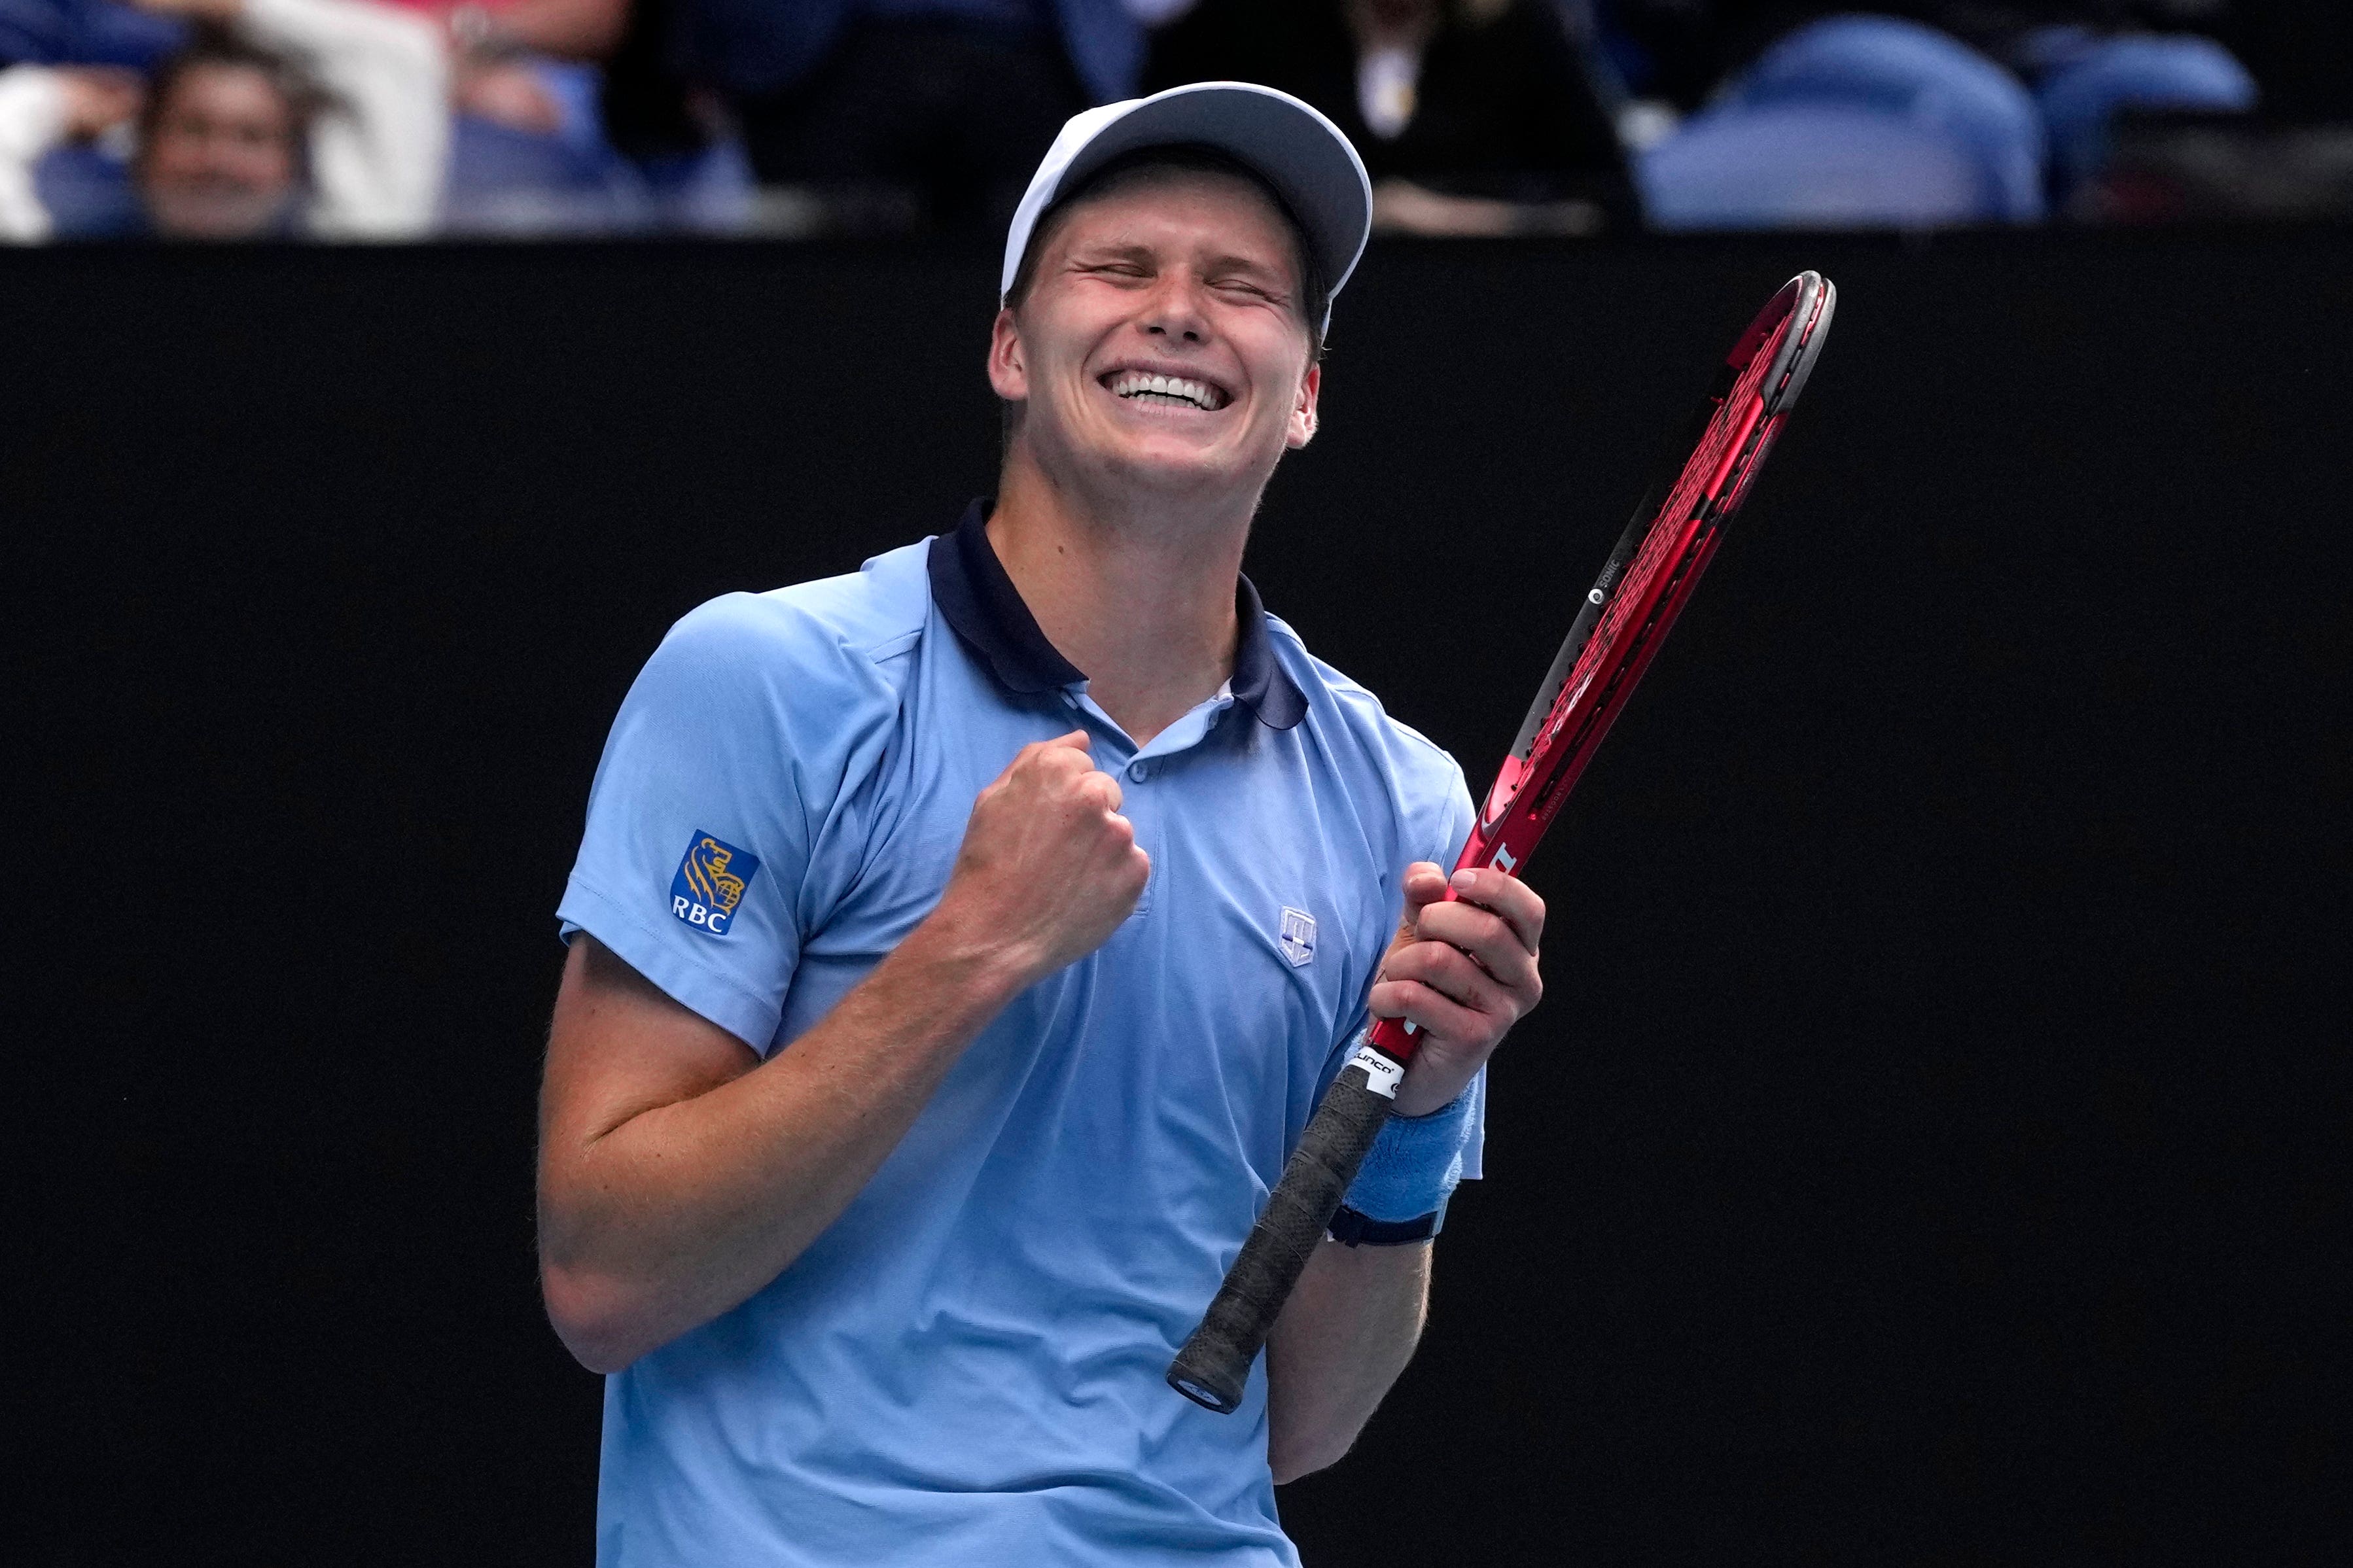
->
[934, 731, 1150, 988]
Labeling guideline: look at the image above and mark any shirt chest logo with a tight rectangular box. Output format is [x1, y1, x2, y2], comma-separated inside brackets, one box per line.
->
[1277, 907, 1318, 967]
[671, 831, 760, 937]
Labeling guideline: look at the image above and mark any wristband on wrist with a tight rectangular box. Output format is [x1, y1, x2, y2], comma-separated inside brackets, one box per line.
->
[1328, 1204, 1440, 1245]
[1332, 1085, 1474, 1243]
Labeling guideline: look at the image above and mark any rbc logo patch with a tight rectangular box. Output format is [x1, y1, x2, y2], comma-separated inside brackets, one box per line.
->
[671, 831, 760, 937]
[1278, 907, 1317, 967]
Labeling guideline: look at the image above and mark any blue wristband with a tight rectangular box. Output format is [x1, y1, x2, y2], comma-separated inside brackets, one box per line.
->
[1341, 1087, 1475, 1228]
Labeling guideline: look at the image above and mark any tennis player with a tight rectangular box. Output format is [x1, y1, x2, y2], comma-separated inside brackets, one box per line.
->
[540, 82, 1546, 1567]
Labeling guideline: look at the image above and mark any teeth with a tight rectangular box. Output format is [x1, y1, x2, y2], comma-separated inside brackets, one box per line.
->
[1110, 371, 1222, 409]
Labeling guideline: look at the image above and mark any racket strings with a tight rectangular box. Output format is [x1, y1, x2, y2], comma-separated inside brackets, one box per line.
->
[1526, 324, 1788, 776]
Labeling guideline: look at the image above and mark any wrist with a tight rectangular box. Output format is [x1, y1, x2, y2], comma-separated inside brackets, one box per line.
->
[898, 894, 1040, 1012]
[1392, 1068, 1469, 1119]
[1337, 1083, 1474, 1237]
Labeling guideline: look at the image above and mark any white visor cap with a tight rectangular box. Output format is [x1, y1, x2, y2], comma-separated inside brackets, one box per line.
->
[1000, 81, 1373, 336]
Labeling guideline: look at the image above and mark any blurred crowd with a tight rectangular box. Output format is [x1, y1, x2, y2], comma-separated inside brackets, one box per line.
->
[0, 0, 2335, 241]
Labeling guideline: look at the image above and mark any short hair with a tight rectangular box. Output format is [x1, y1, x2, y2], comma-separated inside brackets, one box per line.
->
[1002, 144, 1330, 364]
[137, 26, 325, 160]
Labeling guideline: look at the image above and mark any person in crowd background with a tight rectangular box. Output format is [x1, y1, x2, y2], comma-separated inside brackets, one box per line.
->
[1148, 0, 1640, 234]
[438, 0, 744, 218]
[667, 0, 1178, 233]
[434, 0, 616, 138]
[0, 0, 444, 238]
[423, 0, 754, 232]
[0, 0, 2311, 241]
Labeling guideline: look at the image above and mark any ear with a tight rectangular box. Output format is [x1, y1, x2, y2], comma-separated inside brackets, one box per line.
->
[1286, 362, 1322, 449]
[987, 306, 1029, 404]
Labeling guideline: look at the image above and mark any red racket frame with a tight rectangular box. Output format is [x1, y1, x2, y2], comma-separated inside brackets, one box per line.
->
[1166, 271, 1836, 1416]
[1358, 270, 1836, 1073]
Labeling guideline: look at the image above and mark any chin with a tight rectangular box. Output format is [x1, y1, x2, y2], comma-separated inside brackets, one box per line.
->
[1099, 421, 1282, 484]
[145, 190, 293, 241]
[1100, 444, 1254, 498]
[1023, 407, 1281, 506]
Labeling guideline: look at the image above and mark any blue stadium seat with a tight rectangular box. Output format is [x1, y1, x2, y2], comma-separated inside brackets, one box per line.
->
[1706, 13, 2047, 222]
[2032, 31, 2257, 195]
[629, 138, 758, 235]
[1639, 101, 1988, 229]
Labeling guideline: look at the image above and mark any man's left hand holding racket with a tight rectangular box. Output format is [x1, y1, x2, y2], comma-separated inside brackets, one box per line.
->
[1369, 864, 1546, 1119]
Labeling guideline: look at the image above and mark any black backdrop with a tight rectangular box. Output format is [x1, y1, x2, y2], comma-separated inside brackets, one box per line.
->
[9, 230, 2348, 1565]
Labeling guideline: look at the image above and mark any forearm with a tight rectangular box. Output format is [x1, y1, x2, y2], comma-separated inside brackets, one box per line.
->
[471, 0, 628, 60]
[1262, 1237, 1431, 1482]
[540, 918, 1025, 1370]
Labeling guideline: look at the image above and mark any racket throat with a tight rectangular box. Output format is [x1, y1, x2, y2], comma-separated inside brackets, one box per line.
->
[1347, 1034, 1412, 1093]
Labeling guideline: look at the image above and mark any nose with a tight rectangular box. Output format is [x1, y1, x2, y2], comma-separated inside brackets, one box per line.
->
[1138, 271, 1210, 345]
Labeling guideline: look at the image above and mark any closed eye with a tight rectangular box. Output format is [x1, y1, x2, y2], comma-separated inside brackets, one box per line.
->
[1071, 256, 1154, 283]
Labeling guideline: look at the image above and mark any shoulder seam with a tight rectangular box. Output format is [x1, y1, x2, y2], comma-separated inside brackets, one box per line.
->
[1271, 617, 1462, 776]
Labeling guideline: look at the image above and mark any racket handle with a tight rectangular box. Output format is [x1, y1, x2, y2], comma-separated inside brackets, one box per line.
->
[1167, 1054, 1397, 1414]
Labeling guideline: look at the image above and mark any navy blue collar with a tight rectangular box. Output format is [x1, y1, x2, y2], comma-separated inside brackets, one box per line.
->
[928, 500, 1307, 731]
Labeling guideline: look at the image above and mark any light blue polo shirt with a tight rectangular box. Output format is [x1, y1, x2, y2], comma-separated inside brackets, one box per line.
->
[557, 502, 1479, 1567]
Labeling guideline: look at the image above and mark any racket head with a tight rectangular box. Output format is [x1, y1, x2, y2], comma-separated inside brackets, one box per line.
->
[1483, 272, 1835, 835]
[1758, 271, 1837, 415]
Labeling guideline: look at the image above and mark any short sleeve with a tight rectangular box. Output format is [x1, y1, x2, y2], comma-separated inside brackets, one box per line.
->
[556, 593, 898, 1051]
[1321, 753, 1493, 1180]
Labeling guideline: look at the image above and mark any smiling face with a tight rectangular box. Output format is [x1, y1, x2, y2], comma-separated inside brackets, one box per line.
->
[138, 61, 302, 239]
[989, 164, 1322, 514]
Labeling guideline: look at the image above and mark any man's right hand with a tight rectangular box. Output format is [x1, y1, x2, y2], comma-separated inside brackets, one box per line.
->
[934, 731, 1149, 986]
[540, 731, 1146, 1369]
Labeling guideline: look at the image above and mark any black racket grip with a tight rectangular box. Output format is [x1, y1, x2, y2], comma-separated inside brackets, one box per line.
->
[1167, 1060, 1395, 1414]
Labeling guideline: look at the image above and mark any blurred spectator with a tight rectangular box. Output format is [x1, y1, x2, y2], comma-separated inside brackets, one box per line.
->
[440, 0, 620, 136]
[578, 0, 751, 220]
[1147, 0, 1640, 234]
[0, 0, 446, 239]
[667, 0, 1158, 234]
[428, 0, 667, 231]
[394, 0, 751, 234]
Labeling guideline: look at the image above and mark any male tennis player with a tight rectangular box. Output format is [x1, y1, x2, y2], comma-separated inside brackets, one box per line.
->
[540, 82, 1546, 1566]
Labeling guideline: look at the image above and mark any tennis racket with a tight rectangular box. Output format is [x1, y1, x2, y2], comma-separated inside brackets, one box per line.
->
[1167, 270, 1839, 1416]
